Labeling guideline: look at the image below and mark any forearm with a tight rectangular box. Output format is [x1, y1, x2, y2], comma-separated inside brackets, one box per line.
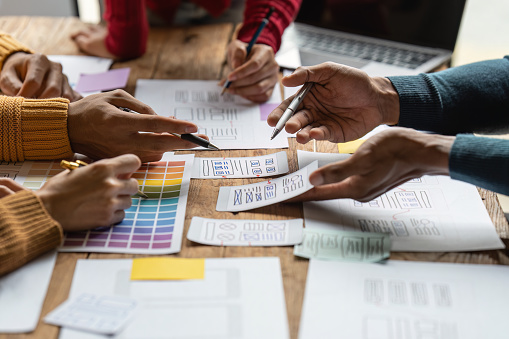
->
[389, 56, 509, 134]
[449, 134, 509, 195]
[237, 0, 302, 52]
[0, 33, 33, 70]
[0, 190, 62, 276]
[0, 95, 73, 161]
[104, 0, 148, 59]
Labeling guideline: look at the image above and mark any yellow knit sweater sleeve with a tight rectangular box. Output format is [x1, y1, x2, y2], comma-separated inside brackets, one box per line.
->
[0, 190, 62, 276]
[0, 33, 33, 70]
[0, 95, 74, 161]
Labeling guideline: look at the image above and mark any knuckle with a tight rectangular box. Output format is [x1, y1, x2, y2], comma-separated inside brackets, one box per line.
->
[111, 89, 127, 97]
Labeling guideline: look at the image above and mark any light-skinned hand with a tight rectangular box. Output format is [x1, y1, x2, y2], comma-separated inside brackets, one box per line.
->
[267, 62, 400, 144]
[0, 178, 27, 198]
[0, 52, 81, 101]
[220, 40, 279, 102]
[294, 128, 454, 202]
[67, 90, 208, 162]
[36, 154, 141, 231]
[71, 25, 116, 59]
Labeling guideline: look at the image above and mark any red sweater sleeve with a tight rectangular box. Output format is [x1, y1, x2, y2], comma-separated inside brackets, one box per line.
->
[104, 0, 149, 59]
[237, 0, 302, 52]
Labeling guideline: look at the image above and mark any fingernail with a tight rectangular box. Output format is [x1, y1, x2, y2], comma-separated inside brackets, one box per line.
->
[185, 126, 197, 133]
[309, 172, 324, 186]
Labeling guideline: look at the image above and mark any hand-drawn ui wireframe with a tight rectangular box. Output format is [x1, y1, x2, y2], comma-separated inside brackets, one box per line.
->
[60, 258, 290, 339]
[0, 161, 24, 179]
[298, 150, 504, 252]
[294, 228, 390, 262]
[135, 79, 289, 150]
[191, 151, 289, 178]
[216, 161, 318, 212]
[300, 260, 509, 339]
[15, 154, 195, 254]
[187, 217, 303, 246]
[0, 251, 57, 333]
[45, 293, 137, 335]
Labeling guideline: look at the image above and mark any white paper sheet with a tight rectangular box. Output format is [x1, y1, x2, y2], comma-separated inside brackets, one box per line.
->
[298, 150, 504, 252]
[0, 160, 24, 179]
[134, 79, 289, 150]
[187, 217, 303, 246]
[0, 251, 57, 333]
[48, 55, 113, 96]
[300, 260, 509, 339]
[191, 151, 289, 178]
[216, 161, 318, 212]
[45, 293, 137, 335]
[60, 258, 289, 339]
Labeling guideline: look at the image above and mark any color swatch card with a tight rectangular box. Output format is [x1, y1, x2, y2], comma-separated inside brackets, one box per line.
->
[15, 154, 194, 254]
[135, 79, 289, 150]
[0, 251, 57, 333]
[45, 293, 137, 335]
[187, 217, 304, 246]
[297, 150, 505, 252]
[191, 151, 289, 178]
[300, 260, 509, 339]
[75, 68, 130, 93]
[60, 258, 289, 339]
[294, 228, 390, 262]
[216, 161, 318, 212]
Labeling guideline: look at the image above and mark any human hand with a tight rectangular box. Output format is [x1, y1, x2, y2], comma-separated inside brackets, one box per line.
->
[221, 40, 279, 102]
[67, 90, 207, 162]
[0, 178, 27, 198]
[0, 52, 81, 101]
[296, 128, 454, 202]
[71, 25, 116, 59]
[36, 154, 140, 231]
[267, 62, 400, 144]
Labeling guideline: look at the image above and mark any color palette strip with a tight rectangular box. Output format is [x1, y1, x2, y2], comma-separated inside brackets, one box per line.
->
[15, 155, 193, 254]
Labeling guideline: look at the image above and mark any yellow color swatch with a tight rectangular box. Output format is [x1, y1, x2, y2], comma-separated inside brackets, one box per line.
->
[337, 139, 366, 154]
[131, 258, 205, 280]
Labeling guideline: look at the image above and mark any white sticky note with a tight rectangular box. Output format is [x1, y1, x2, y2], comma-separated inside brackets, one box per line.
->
[187, 217, 304, 246]
[216, 161, 318, 212]
[45, 293, 137, 335]
[191, 151, 289, 178]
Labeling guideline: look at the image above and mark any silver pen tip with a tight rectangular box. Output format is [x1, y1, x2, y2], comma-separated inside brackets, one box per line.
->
[208, 142, 221, 150]
[270, 129, 280, 140]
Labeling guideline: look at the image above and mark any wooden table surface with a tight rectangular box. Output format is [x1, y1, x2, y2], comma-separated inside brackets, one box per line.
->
[1, 16, 509, 339]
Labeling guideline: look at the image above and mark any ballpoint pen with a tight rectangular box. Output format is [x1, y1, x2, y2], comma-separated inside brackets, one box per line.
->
[118, 107, 220, 150]
[221, 6, 275, 95]
[270, 82, 314, 140]
[60, 160, 149, 199]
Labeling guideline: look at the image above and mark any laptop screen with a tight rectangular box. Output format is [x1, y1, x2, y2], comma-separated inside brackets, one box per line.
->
[295, 0, 466, 51]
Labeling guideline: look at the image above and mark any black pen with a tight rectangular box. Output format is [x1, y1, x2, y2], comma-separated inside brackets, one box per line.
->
[221, 6, 275, 95]
[118, 107, 220, 150]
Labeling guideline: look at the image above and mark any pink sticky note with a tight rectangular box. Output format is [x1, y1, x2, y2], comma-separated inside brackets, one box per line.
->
[259, 103, 279, 120]
[75, 68, 130, 93]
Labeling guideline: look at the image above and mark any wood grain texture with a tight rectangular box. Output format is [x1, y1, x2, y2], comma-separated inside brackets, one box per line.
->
[1, 16, 508, 339]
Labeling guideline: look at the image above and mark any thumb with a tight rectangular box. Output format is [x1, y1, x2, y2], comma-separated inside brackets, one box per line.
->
[229, 45, 247, 70]
[309, 158, 358, 186]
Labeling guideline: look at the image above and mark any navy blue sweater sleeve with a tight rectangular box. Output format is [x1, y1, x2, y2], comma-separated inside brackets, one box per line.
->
[389, 56, 509, 134]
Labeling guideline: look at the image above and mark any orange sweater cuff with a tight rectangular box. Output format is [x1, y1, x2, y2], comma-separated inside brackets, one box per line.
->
[0, 190, 62, 276]
[0, 33, 33, 70]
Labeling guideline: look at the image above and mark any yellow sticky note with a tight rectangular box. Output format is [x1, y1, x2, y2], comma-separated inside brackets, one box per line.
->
[131, 258, 205, 280]
[337, 139, 366, 154]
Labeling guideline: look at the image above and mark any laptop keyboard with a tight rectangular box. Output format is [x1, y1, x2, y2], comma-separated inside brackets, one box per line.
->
[296, 29, 437, 69]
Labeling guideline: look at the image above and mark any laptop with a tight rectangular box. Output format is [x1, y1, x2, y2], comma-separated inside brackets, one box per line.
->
[277, 0, 466, 76]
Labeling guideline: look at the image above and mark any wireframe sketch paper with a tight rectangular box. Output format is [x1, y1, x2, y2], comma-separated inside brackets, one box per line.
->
[191, 151, 289, 178]
[15, 154, 195, 254]
[135, 79, 289, 149]
[216, 161, 318, 212]
[48, 55, 112, 95]
[187, 217, 304, 246]
[0, 160, 24, 179]
[294, 228, 390, 262]
[45, 293, 137, 335]
[0, 251, 57, 333]
[300, 260, 509, 339]
[297, 150, 504, 252]
[60, 258, 290, 339]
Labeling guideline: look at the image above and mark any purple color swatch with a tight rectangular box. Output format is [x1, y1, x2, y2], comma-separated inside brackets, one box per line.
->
[259, 103, 279, 120]
[75, 67, 130, 92]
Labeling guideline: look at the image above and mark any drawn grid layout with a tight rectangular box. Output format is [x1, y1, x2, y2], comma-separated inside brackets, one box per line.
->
[15, 156, 193, 254]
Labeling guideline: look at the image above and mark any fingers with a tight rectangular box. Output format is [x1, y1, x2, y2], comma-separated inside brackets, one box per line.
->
[38, 62, 65, 99]
[227, 44, 276, 83]
[104, 90, 157, 115]
[99, 154, 142, 177]
[17, 53, 51, 98]
[0, 66, 24, 95]
[227, 40, 247, 70]
[267, 97, 293, 127]
[132, 133, 207, 152]
[0, 178, 27, 198]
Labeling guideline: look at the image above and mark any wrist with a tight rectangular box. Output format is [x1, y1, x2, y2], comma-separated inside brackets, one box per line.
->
[372, 77, 400, 125]
[411, 132, 454, 175]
